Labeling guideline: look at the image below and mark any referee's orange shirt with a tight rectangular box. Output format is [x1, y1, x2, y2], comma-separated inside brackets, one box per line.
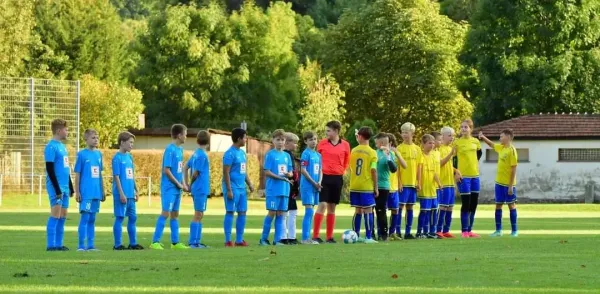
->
[317, 139, 350, 176]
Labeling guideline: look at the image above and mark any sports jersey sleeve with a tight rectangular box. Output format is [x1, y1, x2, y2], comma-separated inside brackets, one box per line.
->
[509, 147, 518, 166]
[343, 141, 351, 170]
[195, 154, 206, 174]
[476, 139, 482, 150]
[163, 148, 174, 169]
[223, 150, 233, 166]
[74, 152, 83, 173]
[370, 151, 378, 169]
[44, 144, 55, 163]
[493, 144, 502, 153]
[186, 157, 193, 169]
[112, 156, 120, 176]
[98, 152, 103, 171]
[287, 153, 293, 172]
[300, 151, 309, 168]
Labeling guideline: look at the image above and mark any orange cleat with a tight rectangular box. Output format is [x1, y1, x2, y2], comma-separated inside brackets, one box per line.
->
[443, 232, 456, 238]
[225, 241, 234, 247]
[235, 240, 249, 247]
[436, 232, 446, 239]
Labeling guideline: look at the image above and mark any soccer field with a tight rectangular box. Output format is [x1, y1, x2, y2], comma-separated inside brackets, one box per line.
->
[1, 199, 599, 293]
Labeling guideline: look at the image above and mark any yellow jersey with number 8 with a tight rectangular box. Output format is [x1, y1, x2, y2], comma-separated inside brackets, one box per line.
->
[454, 137, 481, 177]
[398, 143, 421, 187]
[349, 145, 378, 192]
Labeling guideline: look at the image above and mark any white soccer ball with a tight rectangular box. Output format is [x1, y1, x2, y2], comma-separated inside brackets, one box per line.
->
[342, 230, 358, 244]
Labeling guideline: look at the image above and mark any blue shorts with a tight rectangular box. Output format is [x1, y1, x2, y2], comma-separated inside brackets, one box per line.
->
[350, 192, 375, 208]
[419, 198, 434, 211]
[193, 194, 208, 212]
[114, 198, 136, 218]
[301, 189, 319, 206]
[431, 190, 440, 209]
[266, 195, 289, 211]
[440, 187, 456, 207]
[387, 191, 400, 210]
[223, 187, 247, 212]
[399, 187, 417, 205]
[495, 184, 517, 204]
[48, 192, 70, 209]
[458, 177, 480, 195]
[80, 199, 101, 213]
[161, 192, 181, 212]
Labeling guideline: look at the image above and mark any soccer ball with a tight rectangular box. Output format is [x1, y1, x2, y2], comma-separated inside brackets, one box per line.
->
[342, 230, 358, 244]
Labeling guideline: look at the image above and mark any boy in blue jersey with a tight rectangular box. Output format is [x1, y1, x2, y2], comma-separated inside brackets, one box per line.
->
[260, 129, 293, 246]
[300, 131, 322, 245]
[150, 124, 189, 250]
[223, 128, 255, 247]
[44, 119, 74, 251]
[75, 129, 105, 251]
[184, 130, 211, 248]
[112, 132, 143, 250]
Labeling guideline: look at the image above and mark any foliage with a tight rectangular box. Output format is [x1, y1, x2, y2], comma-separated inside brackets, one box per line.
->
[326, 0, 472, 134]
[308, 0, 369, 28]
[110, 0, 153, 19]
[462, 0, 600, 125]
[344, 118, 378, 149]
[0, 0, 36, 77]
[293, 14, 325, 64]
[439, 0, 479, 22]
[80, 75, 144, 148]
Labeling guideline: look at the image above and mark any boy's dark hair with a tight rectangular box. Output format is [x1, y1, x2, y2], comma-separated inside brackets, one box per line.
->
[501, 128, 514, 139]
[387, 133, 398, 147]
[272, 129, 286, 139]
[357, 126, 373, 140]
[51, 118, 67, 134]
[197, 130, 210, 145]
[374, 132, 389, 140]
[231, 128, 247, 143]
[117, 131, 135, 145]
[303, 131, 316, 141]
[170, 124, 187, 139]
[325, 120, 342, 132]
[421, 134, 434, 144]
[84, 129, 98, 140]
[430, 131, 441, 138]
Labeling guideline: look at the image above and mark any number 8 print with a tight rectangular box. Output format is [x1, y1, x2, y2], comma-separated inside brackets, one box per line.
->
[355, 158, 363, 176]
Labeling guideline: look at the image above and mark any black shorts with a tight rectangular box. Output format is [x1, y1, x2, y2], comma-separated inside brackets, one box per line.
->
[319, 175, 344, 205]
[288, 195, 297, 211]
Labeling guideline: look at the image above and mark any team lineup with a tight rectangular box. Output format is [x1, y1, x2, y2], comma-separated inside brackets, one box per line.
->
[42, 118, 519, 251]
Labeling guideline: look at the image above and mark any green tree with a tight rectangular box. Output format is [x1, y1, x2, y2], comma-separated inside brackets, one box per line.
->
[326, 0, 472, 134]
[308, 0, 369, 28]
[438, 0, 479, 23]
[344, 119, 377, 149]
[298, 60, 345, 137]
[0, 0, 36, 76]
[293, 14, 325, 64]
[110, 0, 153, 19]
[80, 75, 144, 148]
[462, 0, 600, 125]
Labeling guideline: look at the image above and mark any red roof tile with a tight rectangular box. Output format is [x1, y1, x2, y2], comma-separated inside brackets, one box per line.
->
[474, 113, 600, 139]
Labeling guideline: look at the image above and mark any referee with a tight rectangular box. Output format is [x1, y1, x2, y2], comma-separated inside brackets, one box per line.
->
[312, 121, 350, 243]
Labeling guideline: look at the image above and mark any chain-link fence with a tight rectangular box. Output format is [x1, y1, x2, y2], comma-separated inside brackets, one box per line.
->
[0, 77, 80, 196]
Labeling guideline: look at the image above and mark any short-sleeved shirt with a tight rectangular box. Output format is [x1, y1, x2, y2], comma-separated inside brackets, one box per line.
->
[264, 149, 293, 197]
[112, 152, 135, 199]
[222, 146, 247, 189]
[317, 139, 350, 176]
[349, 145, 378, 192]
[376, 149, 395, 190]
[187, 148, 210, 196]
[389, 154, 400, 191]
[300, 148, 322, 191]
[438, 144, 455, 187]
[494, 144, 518, 186]
[44, 139, 71, 196]
[398, 143, 421, 187]
[74, 149, 103, 200]
[432, 149, 441, 188]
[454, 137, 481, 177]
[161, 143, 184, 195]
[418, 151, 436, 198]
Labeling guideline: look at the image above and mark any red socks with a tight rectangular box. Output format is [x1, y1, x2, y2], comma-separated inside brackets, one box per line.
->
[326, 214, 336, 240]
[313, 213, 324, 239]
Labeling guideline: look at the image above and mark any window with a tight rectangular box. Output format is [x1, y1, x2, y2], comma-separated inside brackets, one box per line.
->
[485, 148, 529, 163]
[558, 148, 600, 162]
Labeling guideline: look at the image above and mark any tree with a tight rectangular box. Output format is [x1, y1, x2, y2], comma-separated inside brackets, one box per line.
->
[462, 0, 600, 125]
[298, 60, 345, 137]
[308, 0, 369, 28]
[80, 75, 144, 148]
[0, 0, 36, 76]
[438, 0, 479, 23]
[344, 119, 377, 149]
[293, 14, 325, 64]
[326, 0, 472, 133]
[110, 0, 153, 19]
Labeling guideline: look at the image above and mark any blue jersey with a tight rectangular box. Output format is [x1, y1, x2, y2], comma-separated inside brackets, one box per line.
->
[112, 152, 135, 199]
[300, 148, 322, 191]
[187, 148, 210, 196]
[222, 146, 247, 189]
[161, 143, 184, 195]
[44, 139, 71, 196]
[74, 149, 103, 200]
[264, 149, 293, 197]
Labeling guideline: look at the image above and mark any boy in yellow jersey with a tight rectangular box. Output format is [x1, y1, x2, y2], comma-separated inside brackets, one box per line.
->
[416, 135, 442, 239]
[479, 129, 519, 237]
[398, 122, 421, 239]
[437, 127, 457, 238]
[349, 127, 379, 244]
[454, 119, 482, 238]
[387, 133, 406, 241]
[429, 131, 442, 238]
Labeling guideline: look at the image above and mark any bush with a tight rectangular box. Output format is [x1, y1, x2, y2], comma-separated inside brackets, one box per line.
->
[99, 149, 260, 197]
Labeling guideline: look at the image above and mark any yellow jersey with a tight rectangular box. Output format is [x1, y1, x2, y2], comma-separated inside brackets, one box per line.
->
[418, 151, 437, 198]
[494, 144, 518, 186]
[398, 143, 421, 187]
[454, 137, 481, 177]
[389, 155, 400, 192]
[438, 144, 455, 187]
[349, 144, 378, 192]
[432, 149, 441, 189]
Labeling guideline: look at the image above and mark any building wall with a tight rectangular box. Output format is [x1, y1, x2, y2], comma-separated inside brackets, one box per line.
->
[133, 134, 235, 152]
[479, 140, 600, 203]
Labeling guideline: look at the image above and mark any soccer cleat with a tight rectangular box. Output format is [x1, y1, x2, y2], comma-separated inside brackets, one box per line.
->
[436, 232, 446, 239]
[171, 243, 189, 250]
[113, 245, 127, 250]
[427, 233, 440, 239]
[235, 240, 249, 247]
[468, 232, 481, 238]
[280, 239, 289, 245]
[511, 231, 519, 237]
[77, 248, 86, 252]
[149, 242, 164, 250]
[58, 246, 70, 251]
[274, 241, 286, 246]
[388, 234, 401, 241]
[356, 237, 366, 243]
[258, 239, 271, 246]
[190, 244, 209, 249]
[461, 232, 470, 238]
[490, 231, 503, 237]
[415, 233, 423, 239]
[325, 238, 337, 244]
[225, 241, 234, 247]
[128, 244, 144, 250]
[46, 247, 58, 252]
[443, 232, 455, 238]
[302, 239, 319, 245]
[364, 238, 378, 244]
[288, 239, 299, 245]
[404, 234, 416, 240]
[312, 237, 324, 244]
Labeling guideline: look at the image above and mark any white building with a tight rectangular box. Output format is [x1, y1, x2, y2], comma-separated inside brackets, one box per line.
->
[129, 128, 234, 152]
[475, 114, 600, 203]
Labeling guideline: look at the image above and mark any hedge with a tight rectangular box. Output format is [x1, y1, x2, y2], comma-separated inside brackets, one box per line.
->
[99, 149, 261, 197]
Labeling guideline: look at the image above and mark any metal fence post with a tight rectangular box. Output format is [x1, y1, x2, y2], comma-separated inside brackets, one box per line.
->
[148, 176, 152, 207]
[0, 174, 3, 207]
[38, 175, 43, 207]
[30, 78, 35, 194]
[76, 80, 81, 153]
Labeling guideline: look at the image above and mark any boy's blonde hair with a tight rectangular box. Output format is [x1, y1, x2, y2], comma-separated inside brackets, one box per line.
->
[284, 132, 299, 142]
[401, 122, 415, 133]
[462, 118, 474, 129]
[421, 134, 434, 144]
[441, 126, 455, 135]
[272, 129, 286, 139]
[51, 119, 67, 134]
[84, 129, 98, 140]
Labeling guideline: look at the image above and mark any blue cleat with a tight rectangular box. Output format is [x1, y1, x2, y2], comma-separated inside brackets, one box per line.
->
[490, 231, 503, 237]
[259, 239, 271, 246]
[510, 231, 519, 237]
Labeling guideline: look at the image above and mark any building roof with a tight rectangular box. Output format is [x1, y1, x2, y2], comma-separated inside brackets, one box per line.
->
[474, 113, 600, 140]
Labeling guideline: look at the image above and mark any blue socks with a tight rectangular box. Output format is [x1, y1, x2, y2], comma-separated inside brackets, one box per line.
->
[444, 210, 452, 233]
[224, 212, 234, 243]
[404, 209, 413, 235]
[510, 208, 518, 232]
[56, 217, 66, 247]
[495, 209, 502, 231]
[460, 211, 469, 232]
[235, 214, 246, 243]
[128, 215, 137, 245]
[46, 217, 58, 249]
[417, 211, 423, 234]
[302, 207, 314, 241]
[437, 210, 446, 233]
[189, 222, 200, 245]
[87, 213, 96, 249]
[113, 216, 124, 247]
[275, 215, 284, 243]
[261, 215, 273, 241]
[396, 211, 402, 235]
[353, 213, 362, 237]
[152, 215, 167, 243]
[114, 215, 137, 247]
[424, 211, 430, 234]
[79, 213, 91, 249]
[170, 219, 180, 244]
[430, 209, 438, 234]
[389, 213, 397, 235]
[366, 212, 374, 239]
